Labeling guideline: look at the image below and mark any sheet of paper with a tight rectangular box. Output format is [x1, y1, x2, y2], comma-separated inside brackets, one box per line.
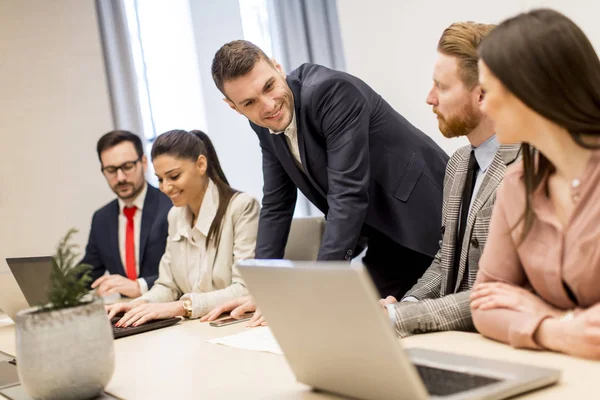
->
[207, 327, 283, 355]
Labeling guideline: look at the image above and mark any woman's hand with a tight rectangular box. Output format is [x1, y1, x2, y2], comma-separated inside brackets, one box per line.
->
[378, 296, 398, 308]
[246, 307, 267, 327]
[201, 296, 255, 322]
[200, 296, 266, 327]
[535, 304, 600, 360]
[470, 282, 562, 318]
[106, 301, 146, 320]
[108, 301, 185, 327]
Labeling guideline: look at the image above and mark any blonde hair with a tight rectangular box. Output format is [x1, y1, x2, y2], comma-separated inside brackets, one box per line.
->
[437, 22, 496, 88]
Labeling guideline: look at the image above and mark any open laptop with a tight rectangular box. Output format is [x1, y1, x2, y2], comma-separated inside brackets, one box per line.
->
[0, 257, 53, 321]
[0, 257, 179, 339]
[238, 260, 560, 400]
[0, 351, 19, 391]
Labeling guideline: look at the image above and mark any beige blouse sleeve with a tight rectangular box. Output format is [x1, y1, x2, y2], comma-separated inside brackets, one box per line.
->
[183, 194, 259, 318]
[472, 178, 550, 349]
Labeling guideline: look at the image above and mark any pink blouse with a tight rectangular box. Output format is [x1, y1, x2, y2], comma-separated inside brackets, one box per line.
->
[473, 151, 600, 349]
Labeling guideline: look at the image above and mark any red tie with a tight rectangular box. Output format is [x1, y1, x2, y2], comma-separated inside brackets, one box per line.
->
[123, 206, 138, 280]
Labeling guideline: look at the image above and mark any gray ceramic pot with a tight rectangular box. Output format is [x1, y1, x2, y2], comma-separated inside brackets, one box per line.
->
[15, 299, 114, 400]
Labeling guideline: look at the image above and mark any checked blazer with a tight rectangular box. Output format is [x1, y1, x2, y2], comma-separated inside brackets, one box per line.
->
[390, 143, 521, 337]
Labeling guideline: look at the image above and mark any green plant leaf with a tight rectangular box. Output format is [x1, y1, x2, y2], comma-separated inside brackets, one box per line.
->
[41, 228, 97, 312]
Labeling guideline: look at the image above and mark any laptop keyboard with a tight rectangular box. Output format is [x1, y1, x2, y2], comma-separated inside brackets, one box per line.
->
[415, 364, 502, 396]
[112, 324, 131, 335]
[110, 314, 181, 339]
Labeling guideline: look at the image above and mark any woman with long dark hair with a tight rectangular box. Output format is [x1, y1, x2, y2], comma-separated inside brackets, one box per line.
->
[469, 9, 600, 359]
[107, 130, 259, 325]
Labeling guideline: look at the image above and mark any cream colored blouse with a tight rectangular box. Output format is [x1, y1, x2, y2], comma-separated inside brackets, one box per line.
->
[138, 180, 259, 318]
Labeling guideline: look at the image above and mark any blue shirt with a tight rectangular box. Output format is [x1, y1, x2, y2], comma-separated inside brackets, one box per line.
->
[468, 134, 501, 215]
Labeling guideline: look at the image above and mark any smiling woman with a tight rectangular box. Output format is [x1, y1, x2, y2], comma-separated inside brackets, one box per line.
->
[106, 130, 260, 326]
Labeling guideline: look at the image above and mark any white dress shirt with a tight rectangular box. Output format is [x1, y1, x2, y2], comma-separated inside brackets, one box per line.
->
[269, 111, 302, 167]
[117, 183, 149, 293]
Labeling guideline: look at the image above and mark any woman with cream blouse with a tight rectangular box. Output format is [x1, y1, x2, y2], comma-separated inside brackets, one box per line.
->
[107, 129, 259, 326]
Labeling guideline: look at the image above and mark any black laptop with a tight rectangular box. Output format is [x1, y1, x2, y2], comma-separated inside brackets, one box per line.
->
[110, 313, 180, 339]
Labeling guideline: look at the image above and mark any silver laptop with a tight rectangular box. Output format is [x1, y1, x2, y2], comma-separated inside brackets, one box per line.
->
[0, 257, 53, 391]
[238, 260, 560, 400]
[0, 257, 53, 321]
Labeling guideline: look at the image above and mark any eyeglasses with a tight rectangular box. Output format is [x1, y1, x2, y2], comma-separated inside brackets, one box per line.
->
[101, 158, 141, 176]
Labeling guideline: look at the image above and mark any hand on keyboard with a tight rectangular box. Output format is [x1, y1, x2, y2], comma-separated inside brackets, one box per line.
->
[109, 312, 181, 339]
[109, 301, 186, 328]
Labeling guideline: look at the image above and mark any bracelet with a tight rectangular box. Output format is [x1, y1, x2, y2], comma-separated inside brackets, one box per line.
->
[560, 310, 574, 321]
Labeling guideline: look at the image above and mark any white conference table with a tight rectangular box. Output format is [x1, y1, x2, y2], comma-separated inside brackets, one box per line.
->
[0, 312, 598, 399]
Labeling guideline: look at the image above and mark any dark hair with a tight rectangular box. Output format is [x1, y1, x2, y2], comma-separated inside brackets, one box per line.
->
[151, 129, 237, 247]
[479, 8, 600, 242]
[97, 130, 144, 164]
[211, 40, 272, 95]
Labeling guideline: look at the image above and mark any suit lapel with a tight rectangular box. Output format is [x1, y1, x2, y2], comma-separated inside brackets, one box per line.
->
[440, 148, 470, 295]
[286, 75, 327, 199]
[465, 143, 521, 223]
[139, 185, 156, 270]
[453, 144, 521, 291]
[289, 76, 308, 169]
[107, 200, 124, 275]
[499, 144, 522, 166]
[272, 134, 309, 185]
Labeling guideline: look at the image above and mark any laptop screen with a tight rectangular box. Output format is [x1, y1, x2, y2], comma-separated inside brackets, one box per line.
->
[5, 257, 53, 308]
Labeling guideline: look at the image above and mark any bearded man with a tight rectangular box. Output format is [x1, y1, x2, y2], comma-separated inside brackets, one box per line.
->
[379, 21, 521, 337]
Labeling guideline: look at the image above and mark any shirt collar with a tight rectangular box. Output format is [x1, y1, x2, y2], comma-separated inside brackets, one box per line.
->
[176, 179, 219, 238]
[471, 135, 500, 173]
[118, 182, 148, 214]
[269, 110, 296, 136]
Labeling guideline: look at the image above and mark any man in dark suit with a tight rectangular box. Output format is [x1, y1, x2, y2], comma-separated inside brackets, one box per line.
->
[211, 40, 448, 298]
[81, 130, 171, 298]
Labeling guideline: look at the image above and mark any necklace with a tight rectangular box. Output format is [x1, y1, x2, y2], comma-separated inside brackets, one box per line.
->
[571, 178, 581, 203]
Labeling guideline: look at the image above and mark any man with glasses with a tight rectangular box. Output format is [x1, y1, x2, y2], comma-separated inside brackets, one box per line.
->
[81, 130, 172, 298]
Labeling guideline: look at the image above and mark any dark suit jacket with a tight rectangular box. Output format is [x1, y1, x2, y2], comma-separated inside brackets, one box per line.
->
[252, 63, 449, 261]
[81, 184, 172, 288]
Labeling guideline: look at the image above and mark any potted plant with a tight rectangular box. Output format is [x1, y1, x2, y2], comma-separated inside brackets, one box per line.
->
[14, 229, 114, 400]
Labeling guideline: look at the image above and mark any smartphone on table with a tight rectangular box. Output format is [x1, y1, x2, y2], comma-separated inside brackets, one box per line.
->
[209, 313, 254, 327]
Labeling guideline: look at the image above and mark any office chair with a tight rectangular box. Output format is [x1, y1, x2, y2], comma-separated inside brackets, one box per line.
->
[283, 217, 326, 261]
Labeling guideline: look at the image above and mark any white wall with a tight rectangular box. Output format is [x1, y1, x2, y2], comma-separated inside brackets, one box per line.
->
[0, 0, 114, 269]
[188, 0, 264, 203]
[3, 0, 597, 271]
[336, 0, 600, 155]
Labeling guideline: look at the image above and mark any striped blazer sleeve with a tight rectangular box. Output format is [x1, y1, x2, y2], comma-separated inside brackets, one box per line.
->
[391, 291, 474, 338]
[402, 245, 443, 300]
